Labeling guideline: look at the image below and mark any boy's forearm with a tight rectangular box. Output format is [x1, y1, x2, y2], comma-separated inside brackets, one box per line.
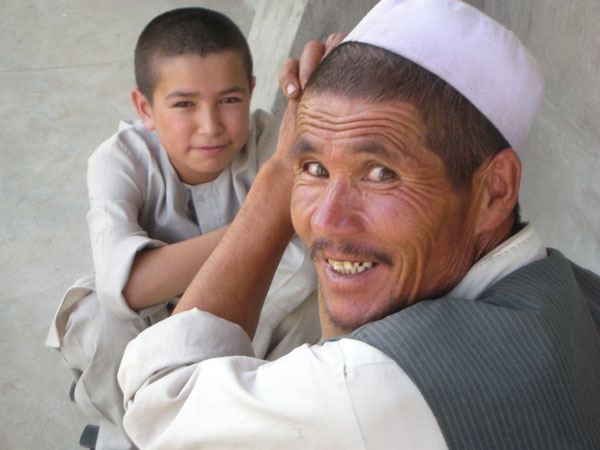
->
[123, 97, 297, 314]
[123, 226, 228, 311]
[173, 157, 295, 339]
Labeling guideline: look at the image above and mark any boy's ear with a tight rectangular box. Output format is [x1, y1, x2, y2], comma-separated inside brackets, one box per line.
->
[249, 76, 256, 96]
[472, 147, 521, 234]
[131, 88, 156, 131]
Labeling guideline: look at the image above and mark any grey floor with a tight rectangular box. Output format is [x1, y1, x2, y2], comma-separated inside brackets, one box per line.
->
[1, 1, 249, 448]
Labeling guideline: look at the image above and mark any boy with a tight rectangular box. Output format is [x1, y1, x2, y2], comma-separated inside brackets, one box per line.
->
[46, 8, 319, 450]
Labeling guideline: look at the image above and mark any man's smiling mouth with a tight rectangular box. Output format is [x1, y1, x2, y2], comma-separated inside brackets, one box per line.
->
[327, 259, 375, 275]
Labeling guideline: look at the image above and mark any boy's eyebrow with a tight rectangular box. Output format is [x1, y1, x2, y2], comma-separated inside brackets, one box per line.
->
[165, 86, 249, 99]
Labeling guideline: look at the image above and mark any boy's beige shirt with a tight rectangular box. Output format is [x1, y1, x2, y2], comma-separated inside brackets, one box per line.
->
[47, 109, 319, 359]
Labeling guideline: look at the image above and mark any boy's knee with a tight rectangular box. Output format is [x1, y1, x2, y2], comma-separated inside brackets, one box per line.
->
[62, 293, 149, 371]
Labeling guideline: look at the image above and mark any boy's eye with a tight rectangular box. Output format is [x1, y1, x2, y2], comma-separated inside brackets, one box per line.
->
[220, 97, 242, 104]
[303, 162, 329, 178]
[366, 166, 398, 182]
[174, 101, 194, 108]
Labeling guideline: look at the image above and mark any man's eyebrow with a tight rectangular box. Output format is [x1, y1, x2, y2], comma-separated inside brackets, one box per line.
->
[353, 141, 398, 159]
[290, 138, 406, 161]
[290, 139, 315, 155]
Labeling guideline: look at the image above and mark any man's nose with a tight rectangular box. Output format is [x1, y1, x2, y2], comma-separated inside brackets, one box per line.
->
[197, 105, 223, 136]
[311, 180, 365, 237]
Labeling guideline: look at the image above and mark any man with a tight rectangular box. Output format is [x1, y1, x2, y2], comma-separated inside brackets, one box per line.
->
[119, 0, 600, 448]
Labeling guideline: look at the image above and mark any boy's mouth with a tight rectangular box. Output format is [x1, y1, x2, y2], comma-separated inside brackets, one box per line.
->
[193, 144, 227, 155]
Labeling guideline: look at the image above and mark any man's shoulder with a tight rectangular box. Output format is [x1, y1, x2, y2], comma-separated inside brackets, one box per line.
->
[351, 248, 600, 373]
[351, 249, 600, 449]
[491, 248, 600, 300]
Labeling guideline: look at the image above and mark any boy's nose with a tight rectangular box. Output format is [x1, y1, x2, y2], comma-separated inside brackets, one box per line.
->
[197, 106, 224, 136]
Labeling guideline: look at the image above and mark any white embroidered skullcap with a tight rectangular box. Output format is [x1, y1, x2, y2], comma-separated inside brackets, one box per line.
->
[342, 0, 544, 151]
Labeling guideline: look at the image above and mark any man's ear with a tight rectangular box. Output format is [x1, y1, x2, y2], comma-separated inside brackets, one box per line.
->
[473, 148, 521, 234]
[131, 88, 155, 131]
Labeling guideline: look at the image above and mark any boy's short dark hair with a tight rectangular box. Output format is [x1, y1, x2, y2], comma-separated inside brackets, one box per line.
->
[134, 7, 253, 102]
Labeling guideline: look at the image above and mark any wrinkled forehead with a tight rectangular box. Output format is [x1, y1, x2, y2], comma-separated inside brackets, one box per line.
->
[296, 91, 428, 158]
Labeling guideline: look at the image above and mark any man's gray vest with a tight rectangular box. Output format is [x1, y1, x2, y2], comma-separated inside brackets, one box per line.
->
[351, 249, 600, 449]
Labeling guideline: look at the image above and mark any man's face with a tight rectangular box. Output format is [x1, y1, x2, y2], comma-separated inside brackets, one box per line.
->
[290, 93, 481, 337]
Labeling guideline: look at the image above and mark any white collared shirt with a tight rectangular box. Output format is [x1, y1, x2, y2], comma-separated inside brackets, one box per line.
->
[449, 224, 546, 300]
[119, 226, 546, 449]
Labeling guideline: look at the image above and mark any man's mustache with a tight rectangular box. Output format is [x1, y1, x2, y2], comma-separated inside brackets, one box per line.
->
[310, 238, 393, 266]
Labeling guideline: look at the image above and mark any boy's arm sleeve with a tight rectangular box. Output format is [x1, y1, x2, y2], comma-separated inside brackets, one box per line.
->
[87, 134, 165, 318]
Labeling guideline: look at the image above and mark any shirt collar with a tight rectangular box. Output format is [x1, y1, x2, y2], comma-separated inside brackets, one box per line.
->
[448, 223, 547, 300]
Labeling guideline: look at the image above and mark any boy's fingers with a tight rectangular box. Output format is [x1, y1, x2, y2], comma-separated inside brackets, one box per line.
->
[279, 57, 301, 99]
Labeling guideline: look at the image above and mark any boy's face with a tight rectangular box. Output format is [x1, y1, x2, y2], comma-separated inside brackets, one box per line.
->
[134, 51, 254, 185]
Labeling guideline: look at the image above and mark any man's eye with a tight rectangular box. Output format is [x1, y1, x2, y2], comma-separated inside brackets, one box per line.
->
[366, 166, 398, 181]
[303, 162, 329, 178]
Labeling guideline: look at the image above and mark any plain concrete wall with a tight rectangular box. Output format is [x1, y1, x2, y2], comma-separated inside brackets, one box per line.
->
[467, 0, 600, 272]
[247, 0, 379, 115]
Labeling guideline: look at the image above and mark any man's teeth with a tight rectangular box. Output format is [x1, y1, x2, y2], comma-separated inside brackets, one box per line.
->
[328, 259, 374, 274]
